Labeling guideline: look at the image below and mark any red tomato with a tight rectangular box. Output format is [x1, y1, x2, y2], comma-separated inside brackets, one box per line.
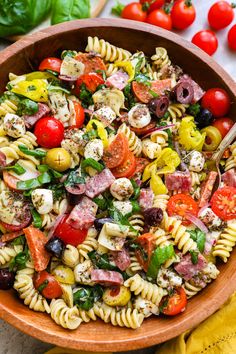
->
[228, 24, 236, 51]
[34, 271, 62, 299]
[131, 121, 157, 136]
[161, 287, 187, 316]
[201, 88, 231, 117]
[103, 133, 129, 169]
[55, 215, 88, 246]
[34, 117, 64, 148]
[167, 194, 199, 226]
[192, 30, 218, 56]
[139, 0, 164, 12]
[208, 1, 234, 30]
[212, 117, 234, 138]
[3, 171, 20, 190]
[146, 9, 172, 30]
[122, 3, 147, 22]
[71, 101, 85, 128]
[211, 187, 236, 221]
[171, 0, 196, 30]
[76, 73, 104, 94]
[39, 57, 62, 73]
[136, 233, 156, 271]
[132, 79, 172, 104]
[75, 53, 106, 74]
[111, 150, 136, 178]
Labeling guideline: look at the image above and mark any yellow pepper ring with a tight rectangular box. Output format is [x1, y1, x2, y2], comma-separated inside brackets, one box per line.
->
[86, 119, 109, 148]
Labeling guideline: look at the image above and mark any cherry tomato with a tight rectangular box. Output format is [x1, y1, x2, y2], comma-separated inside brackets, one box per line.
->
[139, 0, 164, 12]
[211, 187, 236, 221]
[75, 53, 106, 74]
[167, 194, 199, 226]
[111, 150, 136, 178]
[171, 0, 196, 30]
[228, 24, 236, 51]
[136, 233, 156, 271]
[2, 171, 20, 190]
[103, 133, 129, 169]
[192, 30, 218, 56]
[161, 287, 187, 316]
[76, 73, 104, 94]
[71, 101, 85, 128]
[55, 215, 88, 246]
[146, 9, 172, 30]
[39, 57, 62, 73]
[34, 117, 64, 148]
[122, 3, 147, 22]
[212, 117, 234, 138]
[201, 88, 231, 117]
[34, 271, 62, 299]
[208, 1, 234, 30]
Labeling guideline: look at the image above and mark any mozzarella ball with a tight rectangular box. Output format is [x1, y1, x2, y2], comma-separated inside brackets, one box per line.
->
[3, 113, 26, 138]
[84, 139, 104, 161]
[93, 106, 116, 126]
[189, 151, 205, 172]
[128, 104, 151, 128]
[110, 178, 134, 201]
[112, 201, 133, 216]
[31, 189, 53, 215]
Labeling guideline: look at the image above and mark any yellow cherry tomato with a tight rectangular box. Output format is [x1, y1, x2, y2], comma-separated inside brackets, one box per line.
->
[103, 285, 131, 307]
[45, 148, 71, 172]
[52, 265, 75, 285]
[201, 126, 222, 151]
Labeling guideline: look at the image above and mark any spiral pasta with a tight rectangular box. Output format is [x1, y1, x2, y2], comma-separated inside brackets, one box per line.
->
[118, 123, 142, 157]
[151, 47, 171, 70]
[62, 245, 79, 268]
[128, 213, 145, 238]
[225, 142, 236, 171]
[50, 299, 82, 330]
[86, 37, 132, 63]
[153, 194, 170, 211]
[0, 245, 23, 266]
[212, 220, 236, 262]
[124, 274, 166, 305]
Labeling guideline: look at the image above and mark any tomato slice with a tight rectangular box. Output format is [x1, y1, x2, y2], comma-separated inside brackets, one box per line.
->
[103, 133, 129, 169]
[161, 287, 187, 316]
[76, 72, 104, 93]
[132, 79, 172, 104]
[71, 101, 85, 128]
[39, 57, 62, 73]
[211, 187, 236, 221]
[111, 150, 136, 178]
[130, 157, 150, 179]
[136, 233, 156, 271]
[55, 215, 88, 246]
[131, 121, 156, 136]
[75, 53, 106, 74]
[167, 194, 199, 226]
[3, 171, 20, 190]
[34, 270, 62, 299]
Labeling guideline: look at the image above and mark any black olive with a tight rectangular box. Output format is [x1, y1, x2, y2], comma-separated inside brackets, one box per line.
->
[148, 96, 169, 118]
[94, 218, 114, 231]
[174, 81, 194, 104]
[0, 269, 15, 290]
[143, 207, 163, 227]
[45, 237, 65, 258]
[195, 108, 214, 129]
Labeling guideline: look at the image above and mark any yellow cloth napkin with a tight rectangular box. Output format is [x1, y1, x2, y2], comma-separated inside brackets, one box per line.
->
[45, 292, 236, 354]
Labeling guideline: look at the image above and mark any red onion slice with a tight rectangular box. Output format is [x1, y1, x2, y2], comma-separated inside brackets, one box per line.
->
[185, 213, 209, 233]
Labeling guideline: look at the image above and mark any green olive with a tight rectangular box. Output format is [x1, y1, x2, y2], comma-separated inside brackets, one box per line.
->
[103, 285, 131, 307]
[201, 126, 222, 151]
[45, 148, 71, 172]
[52, 265, 75, 285]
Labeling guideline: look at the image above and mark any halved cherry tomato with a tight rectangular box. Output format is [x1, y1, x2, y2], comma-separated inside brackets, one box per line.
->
[136, 233, 156, 271]
[171, 0, 196, 30]
[161, 287, 187, 316]
[76, 73, 104, 94]
[71, 101, 85, 128]
[146, 9, 172, 30]
[34, 117, 64, 149]
[139, 0, 164, 12]
[122, 3, 147, 22]
[132, 79, 172, 104]
[212, 117, 234, 138]
[111, 150, 136, 178]
[3, 171, 19, 190]
[228, 24, 236, 51]
[208, 1, 234, 30]
[75, 53, 106, 74]
[34, 270, 62, 299]
[131, 121, 156, 136]
[201, 88, 231, 117]
[55, 215, 88, 246]
[211, 187, 236, 221]
[103, 133, 129, 169]
[130, 157, 150, 178]
[39, 57, 62, 73]
[192, 30, 218, 56]
[167, 194, 199, 226]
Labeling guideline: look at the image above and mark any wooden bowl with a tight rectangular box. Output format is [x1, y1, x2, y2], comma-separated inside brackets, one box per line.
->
[0, 19, 236, 352]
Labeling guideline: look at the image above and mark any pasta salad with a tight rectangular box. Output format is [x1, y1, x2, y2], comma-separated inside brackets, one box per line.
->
[0, 36, 235, 330]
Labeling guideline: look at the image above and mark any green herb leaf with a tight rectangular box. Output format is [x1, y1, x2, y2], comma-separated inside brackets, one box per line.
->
[18, 145, 46, 158]
[17, 99, 38, 116]
[188, 229, 206, 253]
[81, 158, 104, 173]
[37, 280, 49, 293]
[31, 209, 43, 229]
[111, 1, 125, 16]
[51, 0, 90, 25]
[189, 249, 199, 265]
[4, 163, 26, 175]
[147, 245, 175, 280]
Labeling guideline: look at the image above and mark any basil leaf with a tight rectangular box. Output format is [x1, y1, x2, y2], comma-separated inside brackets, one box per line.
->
[147, 245, 175, 280]
[81, 158, 104, 173]
[18, 145, 46, 158]
[190, 250, 199, 265]
[4, 163, 26, 175]
[51, 0, 90, 25]
[37, 280, 49, 293]
[17, 99, 38, 116]
[31, 209, 43, 229]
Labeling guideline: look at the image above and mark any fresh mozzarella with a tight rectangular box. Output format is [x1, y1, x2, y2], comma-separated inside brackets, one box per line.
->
[31, 189, 53, 215]
[60, 56, 85, 78]
[128, 104, 151, 129]
[110, 178, 134, 201]
[84, 139, 104, 161]
[189, 151, 205, 172]
[3, 113, 26, 138]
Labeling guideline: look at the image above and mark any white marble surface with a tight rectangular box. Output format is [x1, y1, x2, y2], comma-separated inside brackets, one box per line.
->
[0, 0, 235, 353]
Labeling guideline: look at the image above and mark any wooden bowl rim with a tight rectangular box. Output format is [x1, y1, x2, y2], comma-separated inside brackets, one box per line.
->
[0, 18, 236, 352]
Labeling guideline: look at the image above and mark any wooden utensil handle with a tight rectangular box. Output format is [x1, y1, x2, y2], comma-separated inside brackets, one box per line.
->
[91, 0, 108, 18]
[212, 122, 236, 161]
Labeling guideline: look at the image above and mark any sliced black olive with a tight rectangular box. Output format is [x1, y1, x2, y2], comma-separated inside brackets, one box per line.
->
[148, 96, 169, 118]
[143, 207, 163, 227]
[0, 269, 15, 290]
[94, 218, 114, 231]
[45, 237, 65, 258]
[174, 81, 194, 104]
[195, 108, 214, 129]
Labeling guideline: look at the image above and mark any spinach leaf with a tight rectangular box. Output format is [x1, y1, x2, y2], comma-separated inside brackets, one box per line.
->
[147, 245, 175, 280]
[51, 0, 90, 25]
[188, 229, 206, 253]
[73, 285, 103, 311]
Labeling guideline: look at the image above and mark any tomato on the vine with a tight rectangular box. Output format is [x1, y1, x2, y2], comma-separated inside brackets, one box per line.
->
[192, 30, 218, 56]
[212, 117, 234, 138]
[146, 9, 172, 30]
[171, 0, 196, 30]
[39, 57, 62, 73]
[208, 1, 234, 30]
[34, 117, 64, 148]
[201, 88, 231, 118]
[139, 0, 164, 12]
[122, 3, 147, 22]
[228, 24, 236, 51]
